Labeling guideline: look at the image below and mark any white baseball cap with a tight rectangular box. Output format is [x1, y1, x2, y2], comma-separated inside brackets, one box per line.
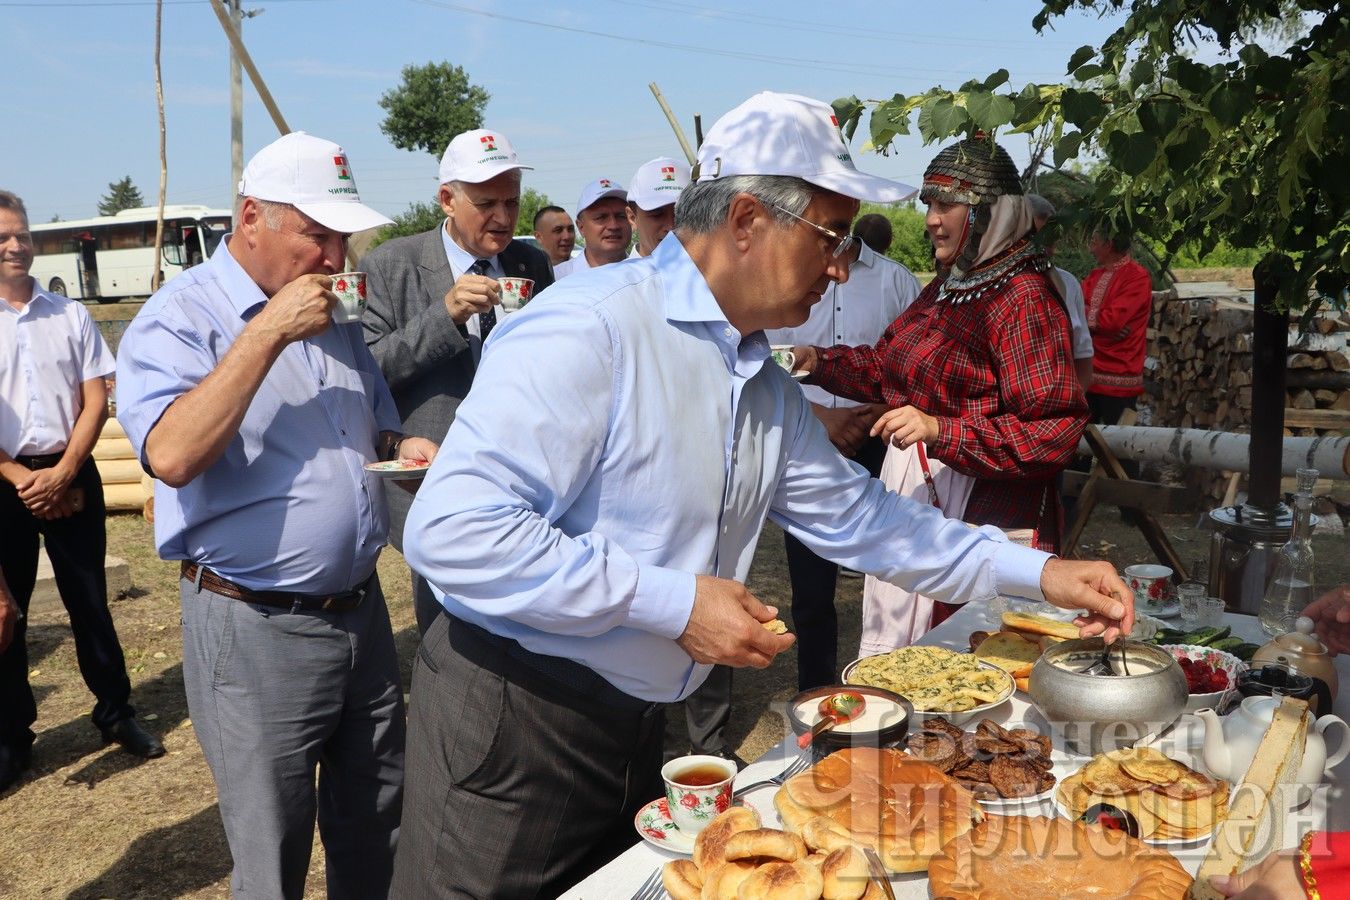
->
[694, 92, 916, 203]
[576, 178, 627, 215]
[438, 128, 533, 185]
[238, 131, 393, 234]
[627, 157, 690, 211]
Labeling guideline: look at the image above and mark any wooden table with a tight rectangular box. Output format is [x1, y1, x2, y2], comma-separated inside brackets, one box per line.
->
[562, 600, 1350, 898]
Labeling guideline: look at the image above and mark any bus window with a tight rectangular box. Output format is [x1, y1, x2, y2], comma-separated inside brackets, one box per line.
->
[202, 219, 228, 258]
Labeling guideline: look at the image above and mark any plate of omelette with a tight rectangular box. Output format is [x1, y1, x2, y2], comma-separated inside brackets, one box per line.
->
[842, 645, 1014, 725]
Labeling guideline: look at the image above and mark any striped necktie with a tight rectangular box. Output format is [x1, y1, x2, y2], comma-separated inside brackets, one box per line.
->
[471, 258, 497, 340]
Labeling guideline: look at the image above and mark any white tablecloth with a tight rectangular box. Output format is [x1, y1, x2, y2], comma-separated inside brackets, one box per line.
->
[562, 601, 1350, 899]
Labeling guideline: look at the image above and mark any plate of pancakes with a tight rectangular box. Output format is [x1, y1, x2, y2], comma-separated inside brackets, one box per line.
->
[1054, 746, 1229, 846]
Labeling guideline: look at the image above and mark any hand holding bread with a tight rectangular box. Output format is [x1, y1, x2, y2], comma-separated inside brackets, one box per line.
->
[678, 575, 795, 668]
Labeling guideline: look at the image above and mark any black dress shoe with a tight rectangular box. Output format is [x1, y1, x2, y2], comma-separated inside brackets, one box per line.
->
[101, 718, 166, 759]
[0, 743, 32, 793]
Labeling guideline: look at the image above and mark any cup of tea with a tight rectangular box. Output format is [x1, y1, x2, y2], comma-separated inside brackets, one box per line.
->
[660, 754, 738, 835]
[331, 272, 367, 324]
[1123, 564, 1174, 612]
[498, 276, 534, 312]
[769, 345, 796, 374]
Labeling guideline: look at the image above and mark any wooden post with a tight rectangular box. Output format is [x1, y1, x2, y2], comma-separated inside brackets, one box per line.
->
[208, 0, 290, 135]
[151, 0, 167, 292]
[1249, 258, 1291, 510]
[649, 82, 696, 165]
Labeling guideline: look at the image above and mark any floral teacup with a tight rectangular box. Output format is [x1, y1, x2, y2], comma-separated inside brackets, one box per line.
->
[1123, 564, 1175, 611]
[659, 754, 737, 835]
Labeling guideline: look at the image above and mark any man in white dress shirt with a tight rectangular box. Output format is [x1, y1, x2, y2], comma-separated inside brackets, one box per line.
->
[532, 205, 575, 266]
[391, 91, 1134, 900]
[551, 178, 632, 279]
[626, 157, 690, 258]
[0, 189, 164, 797]
[763, 214, 921, 690]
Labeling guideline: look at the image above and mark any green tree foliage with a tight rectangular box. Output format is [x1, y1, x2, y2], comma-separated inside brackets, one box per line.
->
[833, 1, 1347, 309]
[378, 61, 490, 157]
[515, 188, 552, 237]
[98, 176, 145, 216]
[857, 203, 933, 273]
[368, 200, 443, 251]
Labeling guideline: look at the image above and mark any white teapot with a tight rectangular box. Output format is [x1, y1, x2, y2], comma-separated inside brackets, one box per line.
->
[1195, 696, 1350, 804]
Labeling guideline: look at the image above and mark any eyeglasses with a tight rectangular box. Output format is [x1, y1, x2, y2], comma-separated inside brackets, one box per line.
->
[772, 205, 856, 258]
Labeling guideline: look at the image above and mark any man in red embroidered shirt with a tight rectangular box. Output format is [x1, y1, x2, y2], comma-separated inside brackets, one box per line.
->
[1081, 229, 1152, 433]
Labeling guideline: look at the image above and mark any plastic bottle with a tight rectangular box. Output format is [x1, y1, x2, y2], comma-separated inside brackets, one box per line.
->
[1259, 467, 1318, 636]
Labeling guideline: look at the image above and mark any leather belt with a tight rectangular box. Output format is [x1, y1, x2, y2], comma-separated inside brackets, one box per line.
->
[181, 561, 371, 613]
[16, 452, 64, 470]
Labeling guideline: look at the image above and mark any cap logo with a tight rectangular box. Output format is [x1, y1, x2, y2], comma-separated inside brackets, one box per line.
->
[333, 155, 351, 181]
[661, 166, 676, 181]
[599, 179, 611, 188]
[480, 135, 498, 151]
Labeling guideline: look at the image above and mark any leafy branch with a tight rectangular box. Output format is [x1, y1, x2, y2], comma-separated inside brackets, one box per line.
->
[835, 0, 1347, 310]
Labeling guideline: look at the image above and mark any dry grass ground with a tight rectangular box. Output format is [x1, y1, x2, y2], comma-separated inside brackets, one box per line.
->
[5, 503, 1348, 897]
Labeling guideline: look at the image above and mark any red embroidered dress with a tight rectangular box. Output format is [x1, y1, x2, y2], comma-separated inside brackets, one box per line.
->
[809, 242, 1087, 552]
[1081, 256, 1151, 398]
[1306, 829, 1350, 899]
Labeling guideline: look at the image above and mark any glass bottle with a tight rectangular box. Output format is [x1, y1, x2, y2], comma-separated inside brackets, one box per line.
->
[1259, 467, 1318, 636]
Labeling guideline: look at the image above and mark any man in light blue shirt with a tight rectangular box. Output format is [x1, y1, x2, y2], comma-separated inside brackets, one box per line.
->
[116, 133, 437, 900]
[393, 92, 1134, 899]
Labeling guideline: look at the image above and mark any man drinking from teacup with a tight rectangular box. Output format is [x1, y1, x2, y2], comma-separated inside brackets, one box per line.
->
[360, 127, 554, 634]
[115, 132, 436, 900]
[395, 92, 1136, 899]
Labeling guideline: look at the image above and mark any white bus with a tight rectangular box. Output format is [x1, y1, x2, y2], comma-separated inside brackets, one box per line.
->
[29, 205, 231, 303]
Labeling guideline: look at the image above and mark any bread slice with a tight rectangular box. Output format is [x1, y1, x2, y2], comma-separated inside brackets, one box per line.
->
[974, 632, 1041, 678]
[1001, 611, 1080, 641]
[1188, 697, 1310, 899]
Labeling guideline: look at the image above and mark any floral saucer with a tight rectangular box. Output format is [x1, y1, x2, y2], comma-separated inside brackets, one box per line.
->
[633, 797, 697, 854]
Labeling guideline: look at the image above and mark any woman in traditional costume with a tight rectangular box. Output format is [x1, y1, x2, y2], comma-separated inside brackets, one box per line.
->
[794, 136, 1088, 653]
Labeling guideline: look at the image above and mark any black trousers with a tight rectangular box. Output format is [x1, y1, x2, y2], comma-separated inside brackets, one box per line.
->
[0, 456, 133, 750]
[393, 613, 664, 899]
[1087, 393, 1140, 479]
[783, 434, 888, 691]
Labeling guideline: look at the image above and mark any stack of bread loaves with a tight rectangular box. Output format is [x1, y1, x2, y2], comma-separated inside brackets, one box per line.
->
[662, 803, 887, 900]
[774, 747, 983, 875]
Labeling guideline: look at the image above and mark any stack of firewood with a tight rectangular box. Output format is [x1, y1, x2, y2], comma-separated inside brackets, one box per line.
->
[1141, 293, 1350, 500]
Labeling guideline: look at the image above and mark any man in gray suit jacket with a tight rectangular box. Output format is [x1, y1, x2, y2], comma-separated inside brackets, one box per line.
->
[362, 128, 554, 634]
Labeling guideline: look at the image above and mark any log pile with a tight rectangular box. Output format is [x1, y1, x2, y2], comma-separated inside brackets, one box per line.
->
[1142, 293, 1350, 500]
[95, 417, 153, 513]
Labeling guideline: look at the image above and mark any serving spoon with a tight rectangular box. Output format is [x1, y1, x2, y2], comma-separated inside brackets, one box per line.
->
[797, 691, 866, 748]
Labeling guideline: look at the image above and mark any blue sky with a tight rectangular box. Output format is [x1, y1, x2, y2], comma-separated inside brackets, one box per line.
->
[4, 0, 1129, 225]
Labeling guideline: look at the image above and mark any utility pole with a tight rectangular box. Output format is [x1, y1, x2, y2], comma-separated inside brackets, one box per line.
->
[229, 0, 263, 224]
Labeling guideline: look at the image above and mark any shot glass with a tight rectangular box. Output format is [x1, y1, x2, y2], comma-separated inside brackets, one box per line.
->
[1178, 583, 1207, 627]
[1197, 597, 1225, 628]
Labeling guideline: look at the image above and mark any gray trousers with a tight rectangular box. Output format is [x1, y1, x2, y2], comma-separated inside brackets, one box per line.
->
[412, 570, 442, 636]
[393, 613, 665, 899]
[180, 573, 405, 900]
[682, 664, 733, 755]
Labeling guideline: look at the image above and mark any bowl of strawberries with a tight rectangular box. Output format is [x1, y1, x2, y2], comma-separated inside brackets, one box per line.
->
[1161, 644, 1246, 713]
